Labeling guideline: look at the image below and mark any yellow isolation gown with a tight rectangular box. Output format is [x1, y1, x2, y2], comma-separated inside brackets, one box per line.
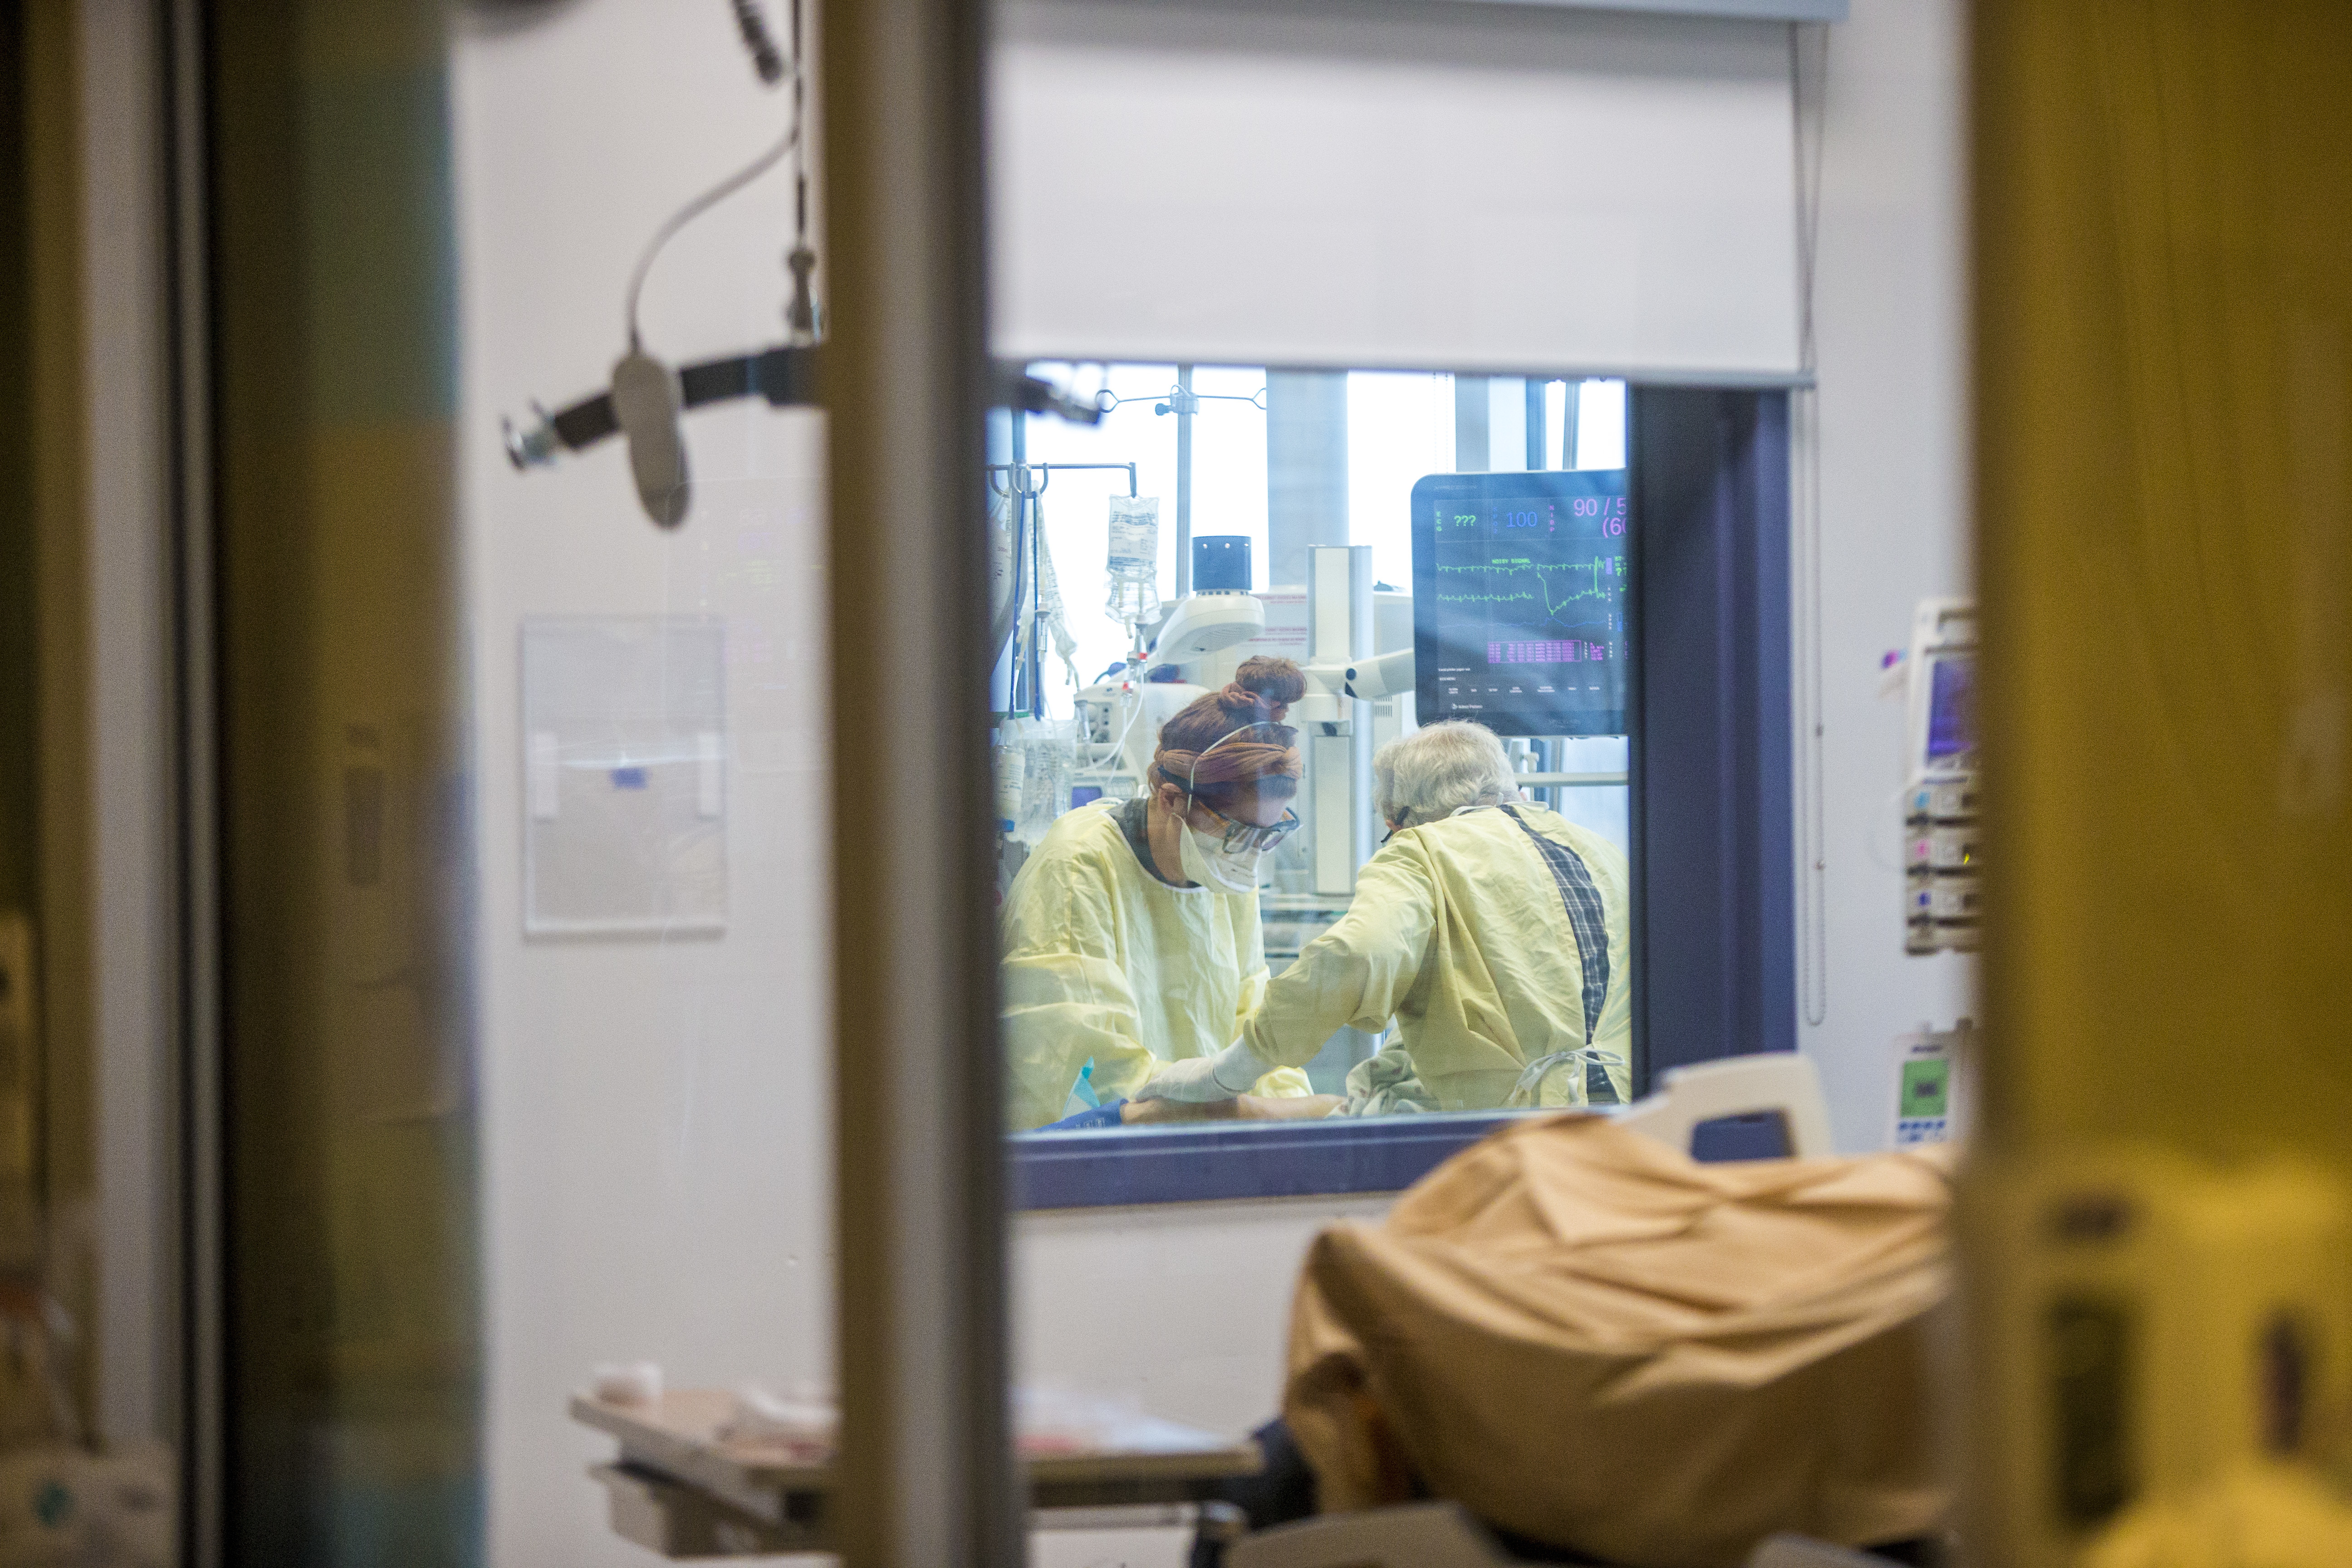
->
[1241, 802, 1633, 1110]
[1000, 799, 1314, 1131]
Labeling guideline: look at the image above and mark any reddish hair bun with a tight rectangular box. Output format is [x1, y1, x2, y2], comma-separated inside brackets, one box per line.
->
[1152, 656, 1307, 803]
[1226, 655, 1307, 720]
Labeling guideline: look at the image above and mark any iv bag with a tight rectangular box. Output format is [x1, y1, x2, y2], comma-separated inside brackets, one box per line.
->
[1032, 510, 1080, 695]
[1106, 495, 1161, 627]
[986, 493, 1016, 667]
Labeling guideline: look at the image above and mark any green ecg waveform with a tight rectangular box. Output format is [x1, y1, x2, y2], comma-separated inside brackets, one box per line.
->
[1434, 556, 1617, 622]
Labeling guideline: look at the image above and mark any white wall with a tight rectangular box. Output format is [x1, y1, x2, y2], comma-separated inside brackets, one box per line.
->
[1792, 0, 1978, 1151]
[1015, 1195, 1390, 1429]
[1020, 1196, 1391, 1568]
[453, 7, 834, 1564]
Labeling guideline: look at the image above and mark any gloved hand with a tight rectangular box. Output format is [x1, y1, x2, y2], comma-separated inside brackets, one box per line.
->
[1133, 1039, 1274, 1103]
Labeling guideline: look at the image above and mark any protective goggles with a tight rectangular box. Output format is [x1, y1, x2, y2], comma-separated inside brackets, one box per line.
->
[1185, 722, 1304, 852]
[1195, 799, 1303, 853]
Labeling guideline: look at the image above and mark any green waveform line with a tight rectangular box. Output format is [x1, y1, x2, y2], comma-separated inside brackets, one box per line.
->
[1433, 557, 1616, 622]
[1535, 563, 1611, 617]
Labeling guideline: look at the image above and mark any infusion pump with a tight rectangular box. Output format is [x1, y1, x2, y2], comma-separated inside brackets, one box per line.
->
[1903, 598, 1979, 955]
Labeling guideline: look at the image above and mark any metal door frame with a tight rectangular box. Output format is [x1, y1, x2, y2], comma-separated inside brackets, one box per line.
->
[822, 1, 1020, 1565]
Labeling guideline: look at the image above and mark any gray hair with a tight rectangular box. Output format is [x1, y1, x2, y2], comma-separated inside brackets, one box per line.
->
[1373, 720, 1521, 828]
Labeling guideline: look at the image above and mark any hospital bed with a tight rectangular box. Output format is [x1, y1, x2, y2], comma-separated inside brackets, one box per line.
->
[1226, 1053, 1945, 1568]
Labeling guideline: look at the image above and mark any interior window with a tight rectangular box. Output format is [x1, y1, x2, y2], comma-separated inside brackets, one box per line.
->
[995, 363, 1634, 1142]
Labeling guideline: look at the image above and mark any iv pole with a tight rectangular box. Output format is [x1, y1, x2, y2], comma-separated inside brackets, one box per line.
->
[1174, 365, 1193, 596]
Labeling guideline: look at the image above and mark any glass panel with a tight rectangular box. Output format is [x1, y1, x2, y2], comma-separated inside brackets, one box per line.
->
[996, 364, 1635, 1153]
[210, 7, 480, 1557]
[210, 4, 838, 1557]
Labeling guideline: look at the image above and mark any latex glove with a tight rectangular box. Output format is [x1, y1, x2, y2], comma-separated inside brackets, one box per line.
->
[1133, 1039, 1273, 1103]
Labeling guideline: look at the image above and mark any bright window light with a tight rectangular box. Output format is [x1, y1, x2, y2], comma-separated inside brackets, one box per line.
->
[1345, 371, 1455, 590]
[1574, 379, 1627, 470]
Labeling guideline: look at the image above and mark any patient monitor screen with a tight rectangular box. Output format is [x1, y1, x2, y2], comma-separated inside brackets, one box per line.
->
[1410, 470, 1629, 736]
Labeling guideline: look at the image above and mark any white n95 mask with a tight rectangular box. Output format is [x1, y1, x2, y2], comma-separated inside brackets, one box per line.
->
[1180, 824, 1264, 893]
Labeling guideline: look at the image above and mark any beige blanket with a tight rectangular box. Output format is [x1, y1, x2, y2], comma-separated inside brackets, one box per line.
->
[1283, 1114, 1955, 1567]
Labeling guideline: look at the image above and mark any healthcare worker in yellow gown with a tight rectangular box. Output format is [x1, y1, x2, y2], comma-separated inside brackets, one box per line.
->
[1135, 720, 1632, 1113]
[999, 658, 1323, 1130]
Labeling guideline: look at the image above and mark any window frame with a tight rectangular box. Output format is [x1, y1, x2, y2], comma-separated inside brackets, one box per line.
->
[1007, 386, 1797, 1210]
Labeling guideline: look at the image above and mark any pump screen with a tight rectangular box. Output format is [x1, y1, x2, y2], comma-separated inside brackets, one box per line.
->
[1925, 654, 1975, 764]
[1410, 469, 1628, 736]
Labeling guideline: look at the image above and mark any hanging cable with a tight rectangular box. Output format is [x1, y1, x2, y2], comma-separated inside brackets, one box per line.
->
[782, 0, 820, 343]
[622, 15, 804, 351]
